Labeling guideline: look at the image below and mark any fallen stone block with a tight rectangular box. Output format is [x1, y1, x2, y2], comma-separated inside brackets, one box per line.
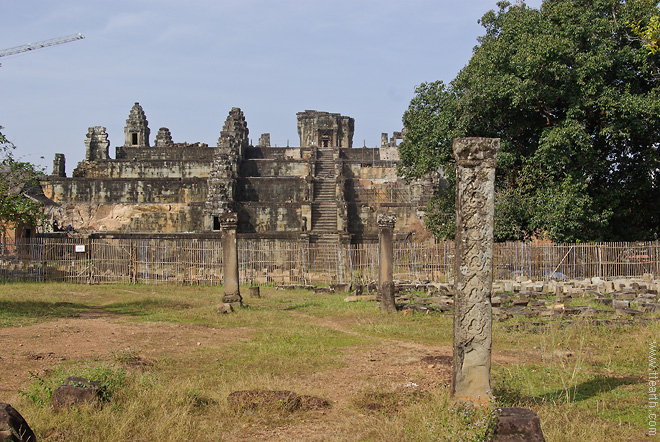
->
[0, 403, 37, 442]
[51, 376, 102, 409]
[313, 287, 334, 294]
[330, 283, 351, 293]
[248, 286, 261, 298]
[217, 303, 234, 314]
[613, 292, 636, 300]
[612, 299, 630, 310]
[491, 407, 546, 442]
[344, 295, 377, 302]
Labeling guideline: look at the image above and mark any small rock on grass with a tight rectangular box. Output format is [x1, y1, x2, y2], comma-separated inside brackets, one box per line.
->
[51, 376, 102, 409]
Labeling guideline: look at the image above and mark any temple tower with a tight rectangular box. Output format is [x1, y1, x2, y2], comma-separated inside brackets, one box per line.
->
[124, 102, 150, 148]
[154, 127, 174, 148]
[84, 126, 110, 161]
[296, 110, 354, 148]
[205, 108, 249, 229]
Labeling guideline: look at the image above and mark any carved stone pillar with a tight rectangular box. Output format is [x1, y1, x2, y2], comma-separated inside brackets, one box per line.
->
[221, 212, 242, 307]
[377, 214, 397, 313]
[452, 137, 499, 403]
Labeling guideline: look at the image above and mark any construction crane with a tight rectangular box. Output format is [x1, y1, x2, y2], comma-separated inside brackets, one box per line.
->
[0, 33, 84, 66]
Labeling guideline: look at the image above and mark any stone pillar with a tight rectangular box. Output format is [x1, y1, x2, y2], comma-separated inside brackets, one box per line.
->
[221, 212, 242, 307]
[378, 214, 397, 313]
[85, 126, 110, 161]
[452, 137, 499, 403]
[52, 153, 66, 177]
[258, 133, 271, 147]
[381, 133, 389, 147]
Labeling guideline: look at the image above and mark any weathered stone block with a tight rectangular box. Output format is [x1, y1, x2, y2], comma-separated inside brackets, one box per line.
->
[330, 283, 351, 293]
[491, 407, 545, 442]
[51, 376, 102, 409]
[0, 403, 37, 442]
[248, 286, 261, 298]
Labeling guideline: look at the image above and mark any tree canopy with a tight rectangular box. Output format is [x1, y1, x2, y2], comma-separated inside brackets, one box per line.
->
[398, 0, 660, 242]
[0, 127, 46, 236]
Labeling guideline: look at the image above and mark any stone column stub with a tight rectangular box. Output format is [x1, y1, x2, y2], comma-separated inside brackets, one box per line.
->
[377, 213, 397, 313]
[221, 212, 242, 307]
[451, 137, 499, 404]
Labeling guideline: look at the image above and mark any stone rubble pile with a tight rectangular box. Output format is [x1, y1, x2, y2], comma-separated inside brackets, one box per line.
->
[366, 274, 660, 322]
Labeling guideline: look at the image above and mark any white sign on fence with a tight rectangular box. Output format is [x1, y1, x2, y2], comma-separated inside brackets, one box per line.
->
[75, 245, 86, 253]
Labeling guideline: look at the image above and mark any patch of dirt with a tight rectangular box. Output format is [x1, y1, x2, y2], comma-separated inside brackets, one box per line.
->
[0, 311, 248, 402]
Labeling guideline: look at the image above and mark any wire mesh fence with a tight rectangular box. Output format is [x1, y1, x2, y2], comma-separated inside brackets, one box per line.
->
[1, 237, 658, 285]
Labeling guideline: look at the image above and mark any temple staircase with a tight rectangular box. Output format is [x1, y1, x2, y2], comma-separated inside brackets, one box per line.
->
[312, 148, 338, 232]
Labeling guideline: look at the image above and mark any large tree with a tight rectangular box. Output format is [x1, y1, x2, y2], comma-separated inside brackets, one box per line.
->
[399, 0, 660, 242]
[0, 127, 46, 237]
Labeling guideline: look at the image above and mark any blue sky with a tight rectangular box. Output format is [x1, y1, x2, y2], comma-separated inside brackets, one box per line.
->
[1, 0, 542, 173]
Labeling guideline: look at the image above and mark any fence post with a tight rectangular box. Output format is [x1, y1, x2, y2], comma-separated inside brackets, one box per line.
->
[87, 237, 92, 284]
[130, 240, 137, 284]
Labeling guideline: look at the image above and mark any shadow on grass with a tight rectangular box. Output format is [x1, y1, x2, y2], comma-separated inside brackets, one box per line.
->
[494, 375, 640, 406]
[0, 300, 91, 324]
[102, 299, 193, 317]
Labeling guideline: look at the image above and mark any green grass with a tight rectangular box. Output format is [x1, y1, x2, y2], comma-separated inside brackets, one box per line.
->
[0, 282, 656, 441]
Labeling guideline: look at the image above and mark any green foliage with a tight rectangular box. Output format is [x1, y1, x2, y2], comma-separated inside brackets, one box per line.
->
[400, 0, 660, 241]
[632, 15, 660, 53]
[18, 363, 127, 406]
[0, 127, 46, 234]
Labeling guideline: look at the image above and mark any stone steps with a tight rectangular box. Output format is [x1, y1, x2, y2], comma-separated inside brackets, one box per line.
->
[314, 181, 335, 200]
[315, 149, 335, 178]
[312, 202, 337, 231]
[313, 149, 338, 232]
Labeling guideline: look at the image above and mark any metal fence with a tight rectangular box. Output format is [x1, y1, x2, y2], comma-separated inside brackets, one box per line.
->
[1, 237, 658, 285]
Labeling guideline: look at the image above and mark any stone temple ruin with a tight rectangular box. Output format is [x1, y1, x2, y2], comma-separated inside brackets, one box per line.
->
[42, 103, 433, 243]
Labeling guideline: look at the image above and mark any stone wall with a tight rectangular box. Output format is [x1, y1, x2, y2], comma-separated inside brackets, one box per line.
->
[237, 203, 304, 233]
[43, 178, 208, 204]
[244, 147, 313, 160]
[72, 160, 213, 179]
[235, 177, 307, 202]
[341, 147, 381, 161]
[44, 202, 206, 232]
[240, 160, 309, 178]
[116, 145, 212, 162]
